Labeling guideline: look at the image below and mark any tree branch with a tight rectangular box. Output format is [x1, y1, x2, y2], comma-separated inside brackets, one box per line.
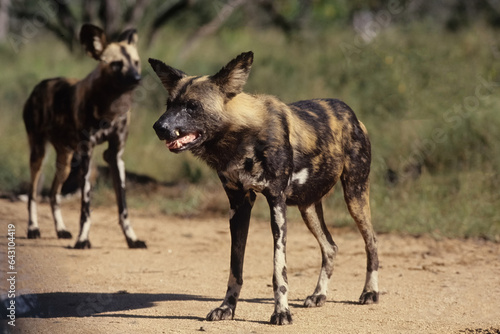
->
[179, 0, 247, 58]
[258, 0, 293, 35]
[124, 0, 151, 29]
[147, 0, 192, 46]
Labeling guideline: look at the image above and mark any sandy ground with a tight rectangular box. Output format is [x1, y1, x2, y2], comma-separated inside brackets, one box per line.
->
[0, 197, 499, 334]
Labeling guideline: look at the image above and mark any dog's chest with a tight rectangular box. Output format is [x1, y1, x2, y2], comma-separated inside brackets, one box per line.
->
[87, 112, 128, 145]
[221, 156, 269, 192]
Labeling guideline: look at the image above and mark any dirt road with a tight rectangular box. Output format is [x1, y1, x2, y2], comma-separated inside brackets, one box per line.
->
[1, 198, 499, 333]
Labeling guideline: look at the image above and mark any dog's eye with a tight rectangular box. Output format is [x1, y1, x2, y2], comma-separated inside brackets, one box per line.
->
[186, 100, 200, 114]
[110, 61, 123, 72]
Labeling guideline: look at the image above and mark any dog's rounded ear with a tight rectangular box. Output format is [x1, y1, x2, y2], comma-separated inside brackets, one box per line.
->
[80, 24, 107, 61]
[118, 28, 138, 46]
[211, 51, 254, 101]
[148, 58, 186, 94]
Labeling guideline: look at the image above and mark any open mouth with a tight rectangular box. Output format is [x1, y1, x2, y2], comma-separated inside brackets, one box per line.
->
[165, 132, 201, 152]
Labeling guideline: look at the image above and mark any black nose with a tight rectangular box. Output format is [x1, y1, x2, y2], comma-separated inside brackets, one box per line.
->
[153, 120, 168, 140]
[125, 69, 141, 84]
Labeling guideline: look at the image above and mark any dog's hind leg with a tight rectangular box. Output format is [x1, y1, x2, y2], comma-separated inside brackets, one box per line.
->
[206, 188, 255, 322]
[341, 173, 379, 304]
[50, 146, 74, 239]
[27, 139, 46, 239]
[299, 201, 338, 307]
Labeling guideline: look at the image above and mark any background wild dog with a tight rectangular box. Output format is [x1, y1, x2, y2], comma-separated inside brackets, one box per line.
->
[23, 24, 146, 249]
[149, 51, 379, 325]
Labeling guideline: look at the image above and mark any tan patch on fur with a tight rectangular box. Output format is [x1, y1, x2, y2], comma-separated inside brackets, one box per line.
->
[311, 155, 323, 174]
[225, 93, 267, 130]
[101, 43, 140, 68]
[289, 116, 317, 153]
[359, 121, 369, 136]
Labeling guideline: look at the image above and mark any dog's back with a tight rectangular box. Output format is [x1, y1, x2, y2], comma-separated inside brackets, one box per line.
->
[23, 77, 80, 148]
[285, 98, 371, 205]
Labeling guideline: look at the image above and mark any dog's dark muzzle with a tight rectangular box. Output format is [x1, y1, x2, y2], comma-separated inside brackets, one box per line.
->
[153, 118, 174, 141]
[153, 114, 202, 153]
[125, 72, 141, 86]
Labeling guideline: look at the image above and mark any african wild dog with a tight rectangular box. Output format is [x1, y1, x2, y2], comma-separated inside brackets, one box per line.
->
[149, 51, 379, 325]
[23, 24, 146, 249]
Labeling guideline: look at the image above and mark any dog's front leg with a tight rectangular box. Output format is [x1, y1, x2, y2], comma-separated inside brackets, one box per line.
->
[206, 188, 255, 321]
[104, 137, 146, 249]
[74, 148, 93, 249]
[267, 192, 292, 325]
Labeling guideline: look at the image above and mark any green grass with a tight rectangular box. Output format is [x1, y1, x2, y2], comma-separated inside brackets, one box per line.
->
[1, 22, 499, 241]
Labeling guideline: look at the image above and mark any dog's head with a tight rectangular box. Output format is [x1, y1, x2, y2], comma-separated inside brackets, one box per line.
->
[149, 51, 254, 153]
[80, 24, 141, 89]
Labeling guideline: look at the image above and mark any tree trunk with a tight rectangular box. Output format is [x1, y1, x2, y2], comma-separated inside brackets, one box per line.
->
[0, 0, 10, 41]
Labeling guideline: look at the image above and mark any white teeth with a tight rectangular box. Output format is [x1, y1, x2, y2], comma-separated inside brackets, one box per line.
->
[174, 130, 180, 137]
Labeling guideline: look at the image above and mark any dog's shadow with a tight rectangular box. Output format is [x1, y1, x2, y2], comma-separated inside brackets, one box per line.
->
[3, 292, 361, 322]
[2, 292, 218, 320]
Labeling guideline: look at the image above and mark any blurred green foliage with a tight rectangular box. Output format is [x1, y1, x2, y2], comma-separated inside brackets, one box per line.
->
[1, 6, 499, 240]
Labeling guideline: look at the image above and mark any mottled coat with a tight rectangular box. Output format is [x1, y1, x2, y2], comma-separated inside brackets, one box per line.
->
[23, 24, 146, 249]
[150, 51, 379, 325]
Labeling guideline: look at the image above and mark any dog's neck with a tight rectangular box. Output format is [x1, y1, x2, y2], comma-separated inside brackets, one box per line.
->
[193, 92, 291, 173]
[73, 65, 135, 124]
[223, 93, 268, 130]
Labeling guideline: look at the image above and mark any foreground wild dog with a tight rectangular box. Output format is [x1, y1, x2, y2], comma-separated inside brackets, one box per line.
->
[149, 52, 378, 324]
[23, 24, 146, 249]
